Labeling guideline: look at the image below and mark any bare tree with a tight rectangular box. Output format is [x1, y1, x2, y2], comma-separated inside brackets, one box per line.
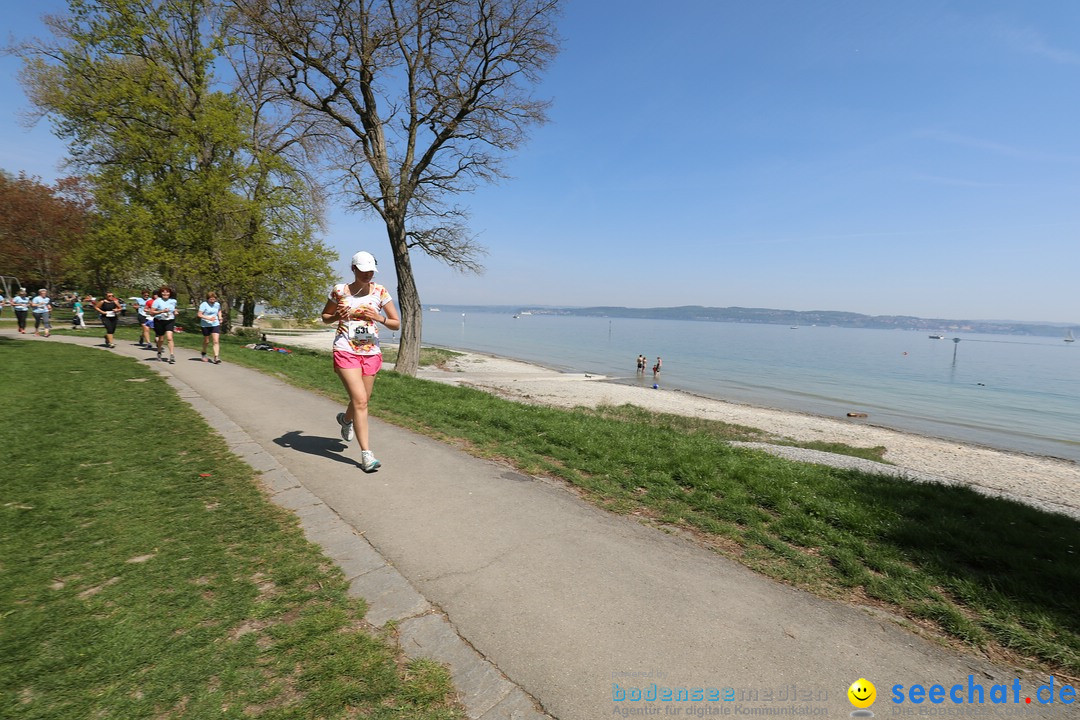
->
[231, 0, 561, 375]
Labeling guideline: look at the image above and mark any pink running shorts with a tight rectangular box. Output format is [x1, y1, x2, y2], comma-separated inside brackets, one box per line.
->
[333, 351, 383, 375]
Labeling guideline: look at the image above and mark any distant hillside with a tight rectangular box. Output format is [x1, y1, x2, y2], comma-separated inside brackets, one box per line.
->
[430, 304, 1077, 338]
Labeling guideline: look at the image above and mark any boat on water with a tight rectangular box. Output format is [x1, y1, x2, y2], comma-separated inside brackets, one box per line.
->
[1067, 329, 1076, 343]
[929, 334, 945, 340]
[429, 307, 441, 312]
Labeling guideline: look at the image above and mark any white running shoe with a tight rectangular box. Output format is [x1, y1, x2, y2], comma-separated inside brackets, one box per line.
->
[360, 450, 381, 472]
[336, 412, 355, 442]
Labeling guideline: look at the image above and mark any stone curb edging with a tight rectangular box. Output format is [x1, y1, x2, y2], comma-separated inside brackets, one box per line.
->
[156, 369, 553, 720]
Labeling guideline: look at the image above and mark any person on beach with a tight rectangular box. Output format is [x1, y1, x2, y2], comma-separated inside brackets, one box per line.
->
[198, 291, 222, 364]
[320, 251, 400, 472]
[134, 289, 153, 347]
[72, 296, 87, 329]
[31, 289, 52, 337]
[94, 292, 121, 348]
[652, 356, 662, 377]
[148, 286, 178, 363]
[637, 354, 646, 373]
[11, 289, 30, 333]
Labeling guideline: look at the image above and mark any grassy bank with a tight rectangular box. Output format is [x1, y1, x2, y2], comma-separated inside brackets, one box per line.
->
[37, 327, 1080, 675]
[0, 339, 461, 719]
[371, 374, 1080, 674]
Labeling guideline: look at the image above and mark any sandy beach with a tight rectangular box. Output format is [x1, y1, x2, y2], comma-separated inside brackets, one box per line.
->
[269, 331, 1080, 520]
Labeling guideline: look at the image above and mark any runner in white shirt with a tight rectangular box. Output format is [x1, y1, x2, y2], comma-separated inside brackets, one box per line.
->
[320, 251, 401, 472]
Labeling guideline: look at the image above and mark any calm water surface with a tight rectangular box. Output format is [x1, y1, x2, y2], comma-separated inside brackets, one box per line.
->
[419, 310, 1080, 462]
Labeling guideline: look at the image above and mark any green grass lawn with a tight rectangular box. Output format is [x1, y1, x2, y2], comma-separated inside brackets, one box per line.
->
[370, 374, 1080, 673]
[0, 339, 461, 720]
[22, 325, 1080, 676]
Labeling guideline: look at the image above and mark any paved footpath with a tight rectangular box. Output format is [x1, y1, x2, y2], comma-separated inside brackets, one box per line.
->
[10, 332, 1069, 719]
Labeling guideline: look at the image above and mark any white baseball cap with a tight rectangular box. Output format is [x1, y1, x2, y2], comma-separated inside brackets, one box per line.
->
[351, 251, 378, 272]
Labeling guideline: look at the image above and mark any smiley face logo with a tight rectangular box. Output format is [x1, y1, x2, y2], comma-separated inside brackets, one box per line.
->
[848, 678, 876, 709]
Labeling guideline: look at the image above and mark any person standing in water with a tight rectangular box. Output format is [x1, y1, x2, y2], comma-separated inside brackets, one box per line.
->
[320, 251, 400, 472]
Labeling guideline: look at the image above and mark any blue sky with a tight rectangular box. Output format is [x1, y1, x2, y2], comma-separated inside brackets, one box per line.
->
[3, 1, 1079, 323]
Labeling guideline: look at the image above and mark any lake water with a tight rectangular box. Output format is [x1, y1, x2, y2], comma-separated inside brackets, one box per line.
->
[418, 310, 1080, 462]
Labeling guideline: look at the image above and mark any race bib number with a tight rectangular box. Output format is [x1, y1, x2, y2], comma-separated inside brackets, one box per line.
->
[352, 321, 377, 345]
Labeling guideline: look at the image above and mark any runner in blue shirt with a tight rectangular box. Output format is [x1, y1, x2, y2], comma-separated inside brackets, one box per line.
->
[198, 291, 223, 364]
[148, 286, 179, 363]
[30, 289, 52, 337]
[11, 289, 30, 334]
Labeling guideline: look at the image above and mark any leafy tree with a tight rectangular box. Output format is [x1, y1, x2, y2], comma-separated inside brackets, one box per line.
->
[0, 170, 92, 292]
[231, 0, 562, 375]
[224, 29, 334, 324]
[17, 0, 333, 328]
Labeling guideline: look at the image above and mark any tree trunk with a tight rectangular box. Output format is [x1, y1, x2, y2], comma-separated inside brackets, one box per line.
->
[388, 222, 421, 376]
[220, 298, 231, 334]
[241, 296, 256, 327]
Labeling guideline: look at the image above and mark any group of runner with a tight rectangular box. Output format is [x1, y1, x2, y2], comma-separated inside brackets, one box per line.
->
[130, 287, 223, 365]
[2, 285, 222, 365]
[7, 251, 393, 475]
[1, 288, 55, 337]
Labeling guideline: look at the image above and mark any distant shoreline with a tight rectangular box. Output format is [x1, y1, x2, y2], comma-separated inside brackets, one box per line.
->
[423, 304, 1080, 339]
